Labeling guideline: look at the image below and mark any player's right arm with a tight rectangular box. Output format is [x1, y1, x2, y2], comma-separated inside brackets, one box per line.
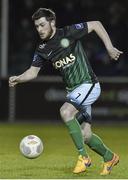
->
[9, 66, 40, 87]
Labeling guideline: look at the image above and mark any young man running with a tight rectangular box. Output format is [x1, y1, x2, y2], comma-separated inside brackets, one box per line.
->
[9, 8, 123, 175]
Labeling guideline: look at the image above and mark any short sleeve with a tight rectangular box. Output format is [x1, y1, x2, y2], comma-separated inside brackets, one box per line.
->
[65, 22, 88, 39]
[31, 53, 44, 67]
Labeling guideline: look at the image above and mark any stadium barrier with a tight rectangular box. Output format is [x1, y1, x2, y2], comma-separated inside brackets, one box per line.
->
[0, 76, 128, 122]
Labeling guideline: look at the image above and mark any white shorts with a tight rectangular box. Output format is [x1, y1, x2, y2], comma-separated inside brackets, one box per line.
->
[66, 82, 101, 117]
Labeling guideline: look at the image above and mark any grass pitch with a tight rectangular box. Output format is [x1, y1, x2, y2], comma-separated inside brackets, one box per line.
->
[0, 122, 128, 179]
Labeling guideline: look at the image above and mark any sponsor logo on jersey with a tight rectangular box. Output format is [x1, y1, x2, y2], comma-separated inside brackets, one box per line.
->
[53, 54, 76, 69]
[75, 23, 84, 29]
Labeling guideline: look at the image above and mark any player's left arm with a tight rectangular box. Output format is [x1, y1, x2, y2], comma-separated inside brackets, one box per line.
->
[87, 21, 123, 60]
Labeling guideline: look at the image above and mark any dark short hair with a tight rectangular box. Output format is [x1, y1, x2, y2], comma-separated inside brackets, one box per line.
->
[32, 8, 56, 22]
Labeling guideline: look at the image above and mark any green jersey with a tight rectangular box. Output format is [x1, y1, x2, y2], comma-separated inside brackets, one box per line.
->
[32, 22, 98, 91]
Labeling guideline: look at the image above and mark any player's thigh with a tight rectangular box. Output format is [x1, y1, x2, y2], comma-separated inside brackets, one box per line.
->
[66, 82, 101, 110]
[60, 102, 78, 122]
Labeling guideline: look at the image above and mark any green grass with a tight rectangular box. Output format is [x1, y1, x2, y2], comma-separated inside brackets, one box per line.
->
[0, 123, 128, 179]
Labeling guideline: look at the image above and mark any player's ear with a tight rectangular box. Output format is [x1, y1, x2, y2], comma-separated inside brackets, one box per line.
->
[51, 20, 55, 27]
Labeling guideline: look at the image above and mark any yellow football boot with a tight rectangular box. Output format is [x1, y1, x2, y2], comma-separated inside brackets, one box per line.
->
[73, 155, 91, 173]
[100, 153, 119, 175]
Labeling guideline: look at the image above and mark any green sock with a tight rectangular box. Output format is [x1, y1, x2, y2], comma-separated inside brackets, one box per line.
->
[87, 134, 113, 162]
[66, 118, 88, 157]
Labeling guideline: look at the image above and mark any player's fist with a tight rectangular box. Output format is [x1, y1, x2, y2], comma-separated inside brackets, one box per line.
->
[9, 76, 19, 87]
[107, 47, 123, 60]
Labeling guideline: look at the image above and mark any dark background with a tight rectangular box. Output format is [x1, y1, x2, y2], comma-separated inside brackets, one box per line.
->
[0, 0, 128, 122]
[9, 0, 128, 76]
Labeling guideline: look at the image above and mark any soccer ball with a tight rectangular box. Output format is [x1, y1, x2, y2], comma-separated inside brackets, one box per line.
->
[19, 135, 43, 159]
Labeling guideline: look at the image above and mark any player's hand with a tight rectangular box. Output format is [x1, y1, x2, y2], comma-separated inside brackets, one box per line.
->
[9, 76, 19, 87]
[107, 47, 123, 60]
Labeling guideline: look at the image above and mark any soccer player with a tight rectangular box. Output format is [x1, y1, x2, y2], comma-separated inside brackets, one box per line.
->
[9, 8, 123, 175]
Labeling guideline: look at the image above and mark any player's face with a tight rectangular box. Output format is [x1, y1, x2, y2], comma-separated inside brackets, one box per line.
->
[34, 17, 55, 40]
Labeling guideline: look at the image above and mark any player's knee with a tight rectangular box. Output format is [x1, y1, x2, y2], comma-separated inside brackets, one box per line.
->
[60, 106, 69, 120]
[60, 104, 76, 122]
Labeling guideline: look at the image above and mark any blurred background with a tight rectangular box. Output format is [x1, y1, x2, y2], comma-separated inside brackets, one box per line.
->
[0, 0, 128, 123]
